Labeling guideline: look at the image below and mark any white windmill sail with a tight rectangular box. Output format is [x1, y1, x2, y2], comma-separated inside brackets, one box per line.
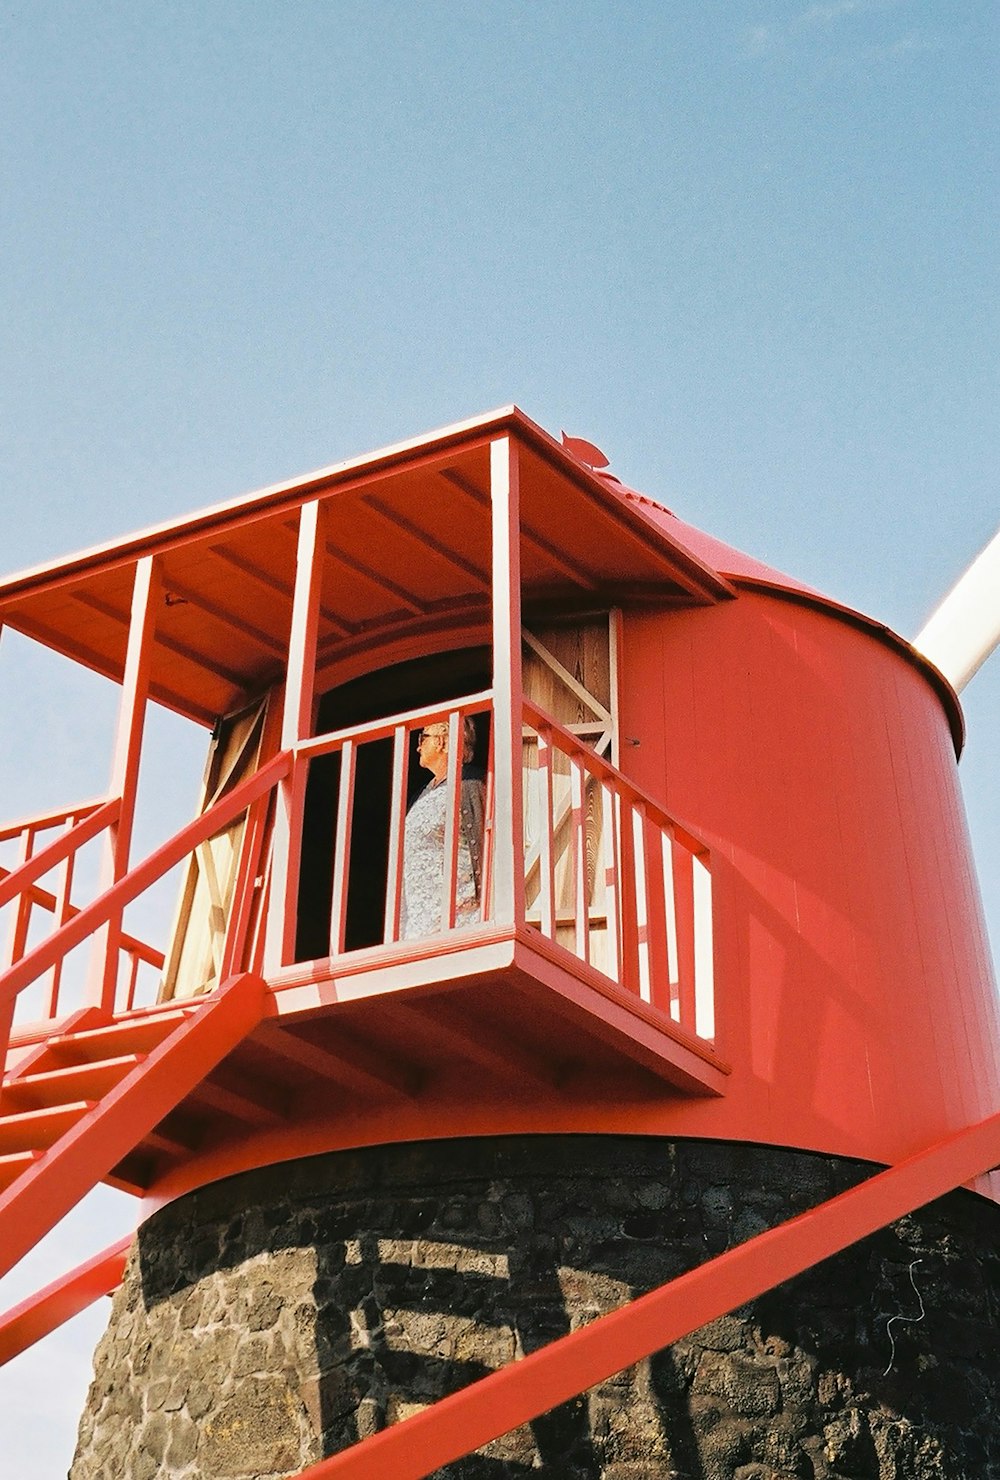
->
[913, 524, 1000, 693]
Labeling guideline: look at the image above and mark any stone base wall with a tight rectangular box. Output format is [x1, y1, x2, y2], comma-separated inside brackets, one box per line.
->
[72, 1137, 1000, 1479]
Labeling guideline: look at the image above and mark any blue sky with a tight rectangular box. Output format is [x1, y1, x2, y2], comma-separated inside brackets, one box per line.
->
[1, 2, 997, 1472]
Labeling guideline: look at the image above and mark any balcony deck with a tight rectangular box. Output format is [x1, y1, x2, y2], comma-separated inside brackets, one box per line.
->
[1, 691, 726, 1201]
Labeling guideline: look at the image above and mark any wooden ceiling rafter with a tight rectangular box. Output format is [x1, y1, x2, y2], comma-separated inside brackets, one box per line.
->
[360, 492, 491, 591]
[390, 1000, 557, 1088]
[322, 540, 427, 616]
[277, 516, 429, 619]
[158, 576, 286, 658]
[254, 1023, 419, 1101]
[72, 591, 249, 692]
[210, 543, 358, 639]
[439, 467, 602, 592]
[5, 611, 216, 726]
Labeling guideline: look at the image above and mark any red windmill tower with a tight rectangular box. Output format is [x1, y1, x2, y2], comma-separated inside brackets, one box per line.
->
[1, 408, 999, 1478]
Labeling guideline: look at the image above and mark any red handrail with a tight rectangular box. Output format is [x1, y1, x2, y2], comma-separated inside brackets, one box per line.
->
[0, 751, 290, 1019]
[0, 799, 121, 912]
[0, 797, 108, 846]
[523, 698, 714, 1037]
[523, 697, 707, 854]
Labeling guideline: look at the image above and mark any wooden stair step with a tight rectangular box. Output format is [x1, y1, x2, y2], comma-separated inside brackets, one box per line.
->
[2, 1055, 144, 1111]
[0, 1101, 95, 1155]
[44, 1008, 195, 1064]
[0, 1150, 43, 1192]
[2, 1008, 111, 1083]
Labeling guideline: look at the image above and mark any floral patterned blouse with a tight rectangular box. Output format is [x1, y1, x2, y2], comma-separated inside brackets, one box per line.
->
[401, 774, 486, 940]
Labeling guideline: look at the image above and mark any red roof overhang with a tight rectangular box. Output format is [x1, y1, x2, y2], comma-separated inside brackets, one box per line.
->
[0, 408, 734, 725]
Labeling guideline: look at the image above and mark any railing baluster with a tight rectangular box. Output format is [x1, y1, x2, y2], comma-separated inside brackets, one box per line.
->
[383, 724, 408, 944]
[631, 803, 652, 1004]
[480, 726, 495, 924]
[0, 828, 33, 1060]
[328, 739, 357, 957]
[641, 817, 673, 1016]
[123, 947, 142, 1012]
[441, 711, 462, 931]
[220, 786, 273, 983]
[3, 829, 35, 974]
[43, 818, 79, 1020]
[602, 783, 622, 983]
[673, 841, 697, 1032]
[692, 850, 715, 1039]
[661, 827, 680, 1021]
[570, 754, 589, 964]
[617, 794, 639, 995]
[536, 725, 556, 939]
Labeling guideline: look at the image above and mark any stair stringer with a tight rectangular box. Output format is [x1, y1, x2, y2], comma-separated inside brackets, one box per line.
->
[0, 970, 268, 1283]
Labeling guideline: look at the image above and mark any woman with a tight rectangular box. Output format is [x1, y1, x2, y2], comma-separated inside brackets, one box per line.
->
[400, 716, 486, 940]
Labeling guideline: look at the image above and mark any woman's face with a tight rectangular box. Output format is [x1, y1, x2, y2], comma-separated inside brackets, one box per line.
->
[417, 724, 449, 779]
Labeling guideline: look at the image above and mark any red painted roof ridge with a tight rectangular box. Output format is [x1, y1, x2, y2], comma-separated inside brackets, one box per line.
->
[613, 483, 824, 600]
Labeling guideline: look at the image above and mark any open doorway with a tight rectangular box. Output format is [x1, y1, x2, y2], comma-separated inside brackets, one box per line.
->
[295, 646, 491, 960]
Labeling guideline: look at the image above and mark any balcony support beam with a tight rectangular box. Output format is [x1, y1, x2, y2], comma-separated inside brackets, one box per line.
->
[489, 439, 524, 927]
[87, 557, 158, 1012]
[266, 500, 325, 973]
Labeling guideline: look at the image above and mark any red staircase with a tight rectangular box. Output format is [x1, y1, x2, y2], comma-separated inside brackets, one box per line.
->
[0, 972, 267, 1283]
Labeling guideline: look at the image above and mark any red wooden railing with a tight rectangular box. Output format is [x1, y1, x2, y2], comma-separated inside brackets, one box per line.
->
[523, 699, 714, 1041]
[1, 697, 715, 1053]
[294, 692, 496, 952]
[0, 798, 164, 1033]
[277, 692, 716, 1037]
[0, 805, 161, 1036]
[0, 754, 289, 1064]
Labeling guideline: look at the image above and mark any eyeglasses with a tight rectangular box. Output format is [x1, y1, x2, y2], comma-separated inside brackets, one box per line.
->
[418, 728, 447, 744]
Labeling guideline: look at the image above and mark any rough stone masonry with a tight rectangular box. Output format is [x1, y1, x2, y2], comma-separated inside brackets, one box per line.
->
[72, 1136, 1000, 1479]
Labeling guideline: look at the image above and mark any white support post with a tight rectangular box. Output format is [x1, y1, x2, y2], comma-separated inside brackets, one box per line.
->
[913, 523, 1000, 691]
[265, 499, 325, 972]
[87, 557, 159, 1011]
[489, 437, 524, 927]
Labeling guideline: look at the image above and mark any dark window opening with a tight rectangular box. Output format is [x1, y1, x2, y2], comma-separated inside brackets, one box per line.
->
[295, 646, 491, 960]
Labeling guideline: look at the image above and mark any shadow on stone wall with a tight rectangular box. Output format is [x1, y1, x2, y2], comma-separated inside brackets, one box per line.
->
[71, 1137, 1000, 1479]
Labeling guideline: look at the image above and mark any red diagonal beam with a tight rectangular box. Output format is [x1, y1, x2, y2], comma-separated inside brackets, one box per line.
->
[296, 1107, 1000, 1480]
[0, 1233, 131, 1365]
[0, 970, 268, 1281]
